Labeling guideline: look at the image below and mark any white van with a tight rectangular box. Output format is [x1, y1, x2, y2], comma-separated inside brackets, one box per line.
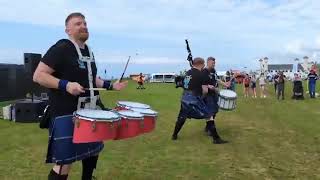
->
[149, 73, 176, 83]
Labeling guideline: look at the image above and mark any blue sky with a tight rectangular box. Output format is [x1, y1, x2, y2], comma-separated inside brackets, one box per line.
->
[0, 0, 320, 78]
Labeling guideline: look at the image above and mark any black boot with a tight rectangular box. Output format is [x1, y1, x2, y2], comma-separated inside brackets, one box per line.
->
[48, 169, 68, 180]
[206, 121, 228, 144]
[172, 116, 186, 140]
[82, 156, 99, 180]
[204, 123, 209, 135]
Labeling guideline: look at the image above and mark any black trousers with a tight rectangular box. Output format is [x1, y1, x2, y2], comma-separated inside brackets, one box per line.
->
[82, 155, 99, 180]
[277, 83, 285, 99]
[172, 105, 188, 136]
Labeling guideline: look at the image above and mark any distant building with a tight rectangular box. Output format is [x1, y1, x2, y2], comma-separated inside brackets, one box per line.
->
[268, 64, 293, 73]
[297, 63, 304, 72]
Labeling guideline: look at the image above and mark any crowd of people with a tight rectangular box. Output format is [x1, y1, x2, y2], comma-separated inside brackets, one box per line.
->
[237, 70, 318, 100]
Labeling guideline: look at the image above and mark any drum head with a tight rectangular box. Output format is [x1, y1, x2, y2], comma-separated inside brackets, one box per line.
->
[117, 110, 144, 119]
[219, 89, 237, 98]
[130, 108, 158, 115]
[117, 101, 150, 109]
[75, 109, 119, 121]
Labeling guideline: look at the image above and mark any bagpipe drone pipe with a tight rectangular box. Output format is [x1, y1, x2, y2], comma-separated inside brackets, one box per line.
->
[175, 39, 193, 89]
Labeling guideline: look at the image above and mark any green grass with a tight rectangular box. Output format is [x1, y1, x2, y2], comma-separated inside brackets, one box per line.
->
[1, 81, 320, 180]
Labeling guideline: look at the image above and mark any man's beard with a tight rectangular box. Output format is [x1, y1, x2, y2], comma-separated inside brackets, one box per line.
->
[78, 32, 89, 43]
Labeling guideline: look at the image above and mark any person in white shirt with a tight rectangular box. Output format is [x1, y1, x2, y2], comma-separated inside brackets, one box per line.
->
[258, 73, 267, 98]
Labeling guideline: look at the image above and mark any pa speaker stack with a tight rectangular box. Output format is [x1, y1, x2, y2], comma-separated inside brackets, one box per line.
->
[24, 53, 42, 75]
[23, 53, 48, 97]
[13, 99, 47, 123]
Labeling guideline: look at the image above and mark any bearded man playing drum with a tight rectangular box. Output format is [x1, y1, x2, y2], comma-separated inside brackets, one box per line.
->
[33, 12, 127, 180]
[202, 57, 228, 144]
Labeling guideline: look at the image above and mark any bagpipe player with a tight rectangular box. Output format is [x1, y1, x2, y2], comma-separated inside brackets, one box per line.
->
[171, 57, 228, 144]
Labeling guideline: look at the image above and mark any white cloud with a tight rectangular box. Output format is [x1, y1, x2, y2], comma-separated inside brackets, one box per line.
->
[285, 40, 305, 54]
[315, 36, 320, 49]
[94, 53, 183, 65]
[0, 0, 317, 34]
[1, 0, 320, 69]
[0, 49, 25, 64]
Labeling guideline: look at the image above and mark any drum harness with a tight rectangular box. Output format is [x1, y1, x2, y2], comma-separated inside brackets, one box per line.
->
[69, 40, 98, 110]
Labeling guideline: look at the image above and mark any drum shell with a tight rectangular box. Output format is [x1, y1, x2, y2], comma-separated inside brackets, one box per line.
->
[73, 115, 120, 143]
[142, 115, 157, 133]
[218, 95, 237, 110]
[129, 108, 158, 133]
[115, 116, 144, 140]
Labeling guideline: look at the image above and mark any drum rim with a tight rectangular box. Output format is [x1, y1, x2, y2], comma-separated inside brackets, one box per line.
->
[116, 110, 144, 119]
[219, 96, 237, 99]
[117, 101, 151, 109]
[219, 107, 236, 111]
[75, 109, 120, 121]
[219, 90, 237, 99]
[129, 108, 158, 116]
[75, 115, 120, 121]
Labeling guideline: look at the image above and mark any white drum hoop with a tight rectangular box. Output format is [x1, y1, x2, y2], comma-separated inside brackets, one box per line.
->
[117, 101, 150, 109]
[74, 109, 120, 122]
[130, 108, 158, 117]
[219, 90, 237, 99]
[116, 110, 144, 120]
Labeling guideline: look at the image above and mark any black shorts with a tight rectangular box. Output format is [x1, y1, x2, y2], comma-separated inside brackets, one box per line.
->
[244, 84, 249, 88]
[251, 82, 256, 88]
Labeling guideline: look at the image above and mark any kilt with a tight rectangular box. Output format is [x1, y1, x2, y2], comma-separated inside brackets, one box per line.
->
[46, 115, 104, 165]
[181, 92, 210, 119]
[203, 94, 219, 116]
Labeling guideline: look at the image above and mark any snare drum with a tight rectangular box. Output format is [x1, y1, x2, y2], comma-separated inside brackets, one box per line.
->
[114, 110, 144, 140]
[73, 109, 120, 143]
[130, 108, 158, 133]
[115, 101, 150, 110]
[218, 89, 237, 110]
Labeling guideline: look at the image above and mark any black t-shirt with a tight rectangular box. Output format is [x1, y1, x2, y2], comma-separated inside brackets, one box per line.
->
[274, 75, 279, 83]
[225, 76, 231, 82]
[41, 39, 99, 117]
[184, 68, 206, 96]
[278, 75, 285, 84]
[202, 68, 217, 95]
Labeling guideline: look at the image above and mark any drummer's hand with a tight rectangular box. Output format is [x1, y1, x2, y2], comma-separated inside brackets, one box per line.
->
[112, 80, 128, 90]
[66, 82, 85, 96]
[208, 85, 215, 90]
[223, 82, 231, 88]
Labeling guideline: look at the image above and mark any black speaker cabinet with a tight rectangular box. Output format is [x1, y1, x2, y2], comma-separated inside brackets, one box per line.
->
[14, 99, 47, 123]
[24, 53, 42, 75]
[0, 64, 29, 101]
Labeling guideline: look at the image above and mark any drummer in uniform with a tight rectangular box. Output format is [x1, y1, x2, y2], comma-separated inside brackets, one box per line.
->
[202, 57, 228, 144]
[33, 12, 127, 179]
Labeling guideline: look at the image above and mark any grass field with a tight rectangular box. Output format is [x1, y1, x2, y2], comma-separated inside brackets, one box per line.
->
[0, 81, 320, 180]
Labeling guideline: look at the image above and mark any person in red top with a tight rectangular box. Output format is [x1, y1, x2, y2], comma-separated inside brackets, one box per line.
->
[243, 74, 250, 97]
[137, 72, 145, 89]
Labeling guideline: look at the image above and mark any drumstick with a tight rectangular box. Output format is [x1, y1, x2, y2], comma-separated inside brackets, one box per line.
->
[119, 56, 131, 82]
[85, 88, 107, 91]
